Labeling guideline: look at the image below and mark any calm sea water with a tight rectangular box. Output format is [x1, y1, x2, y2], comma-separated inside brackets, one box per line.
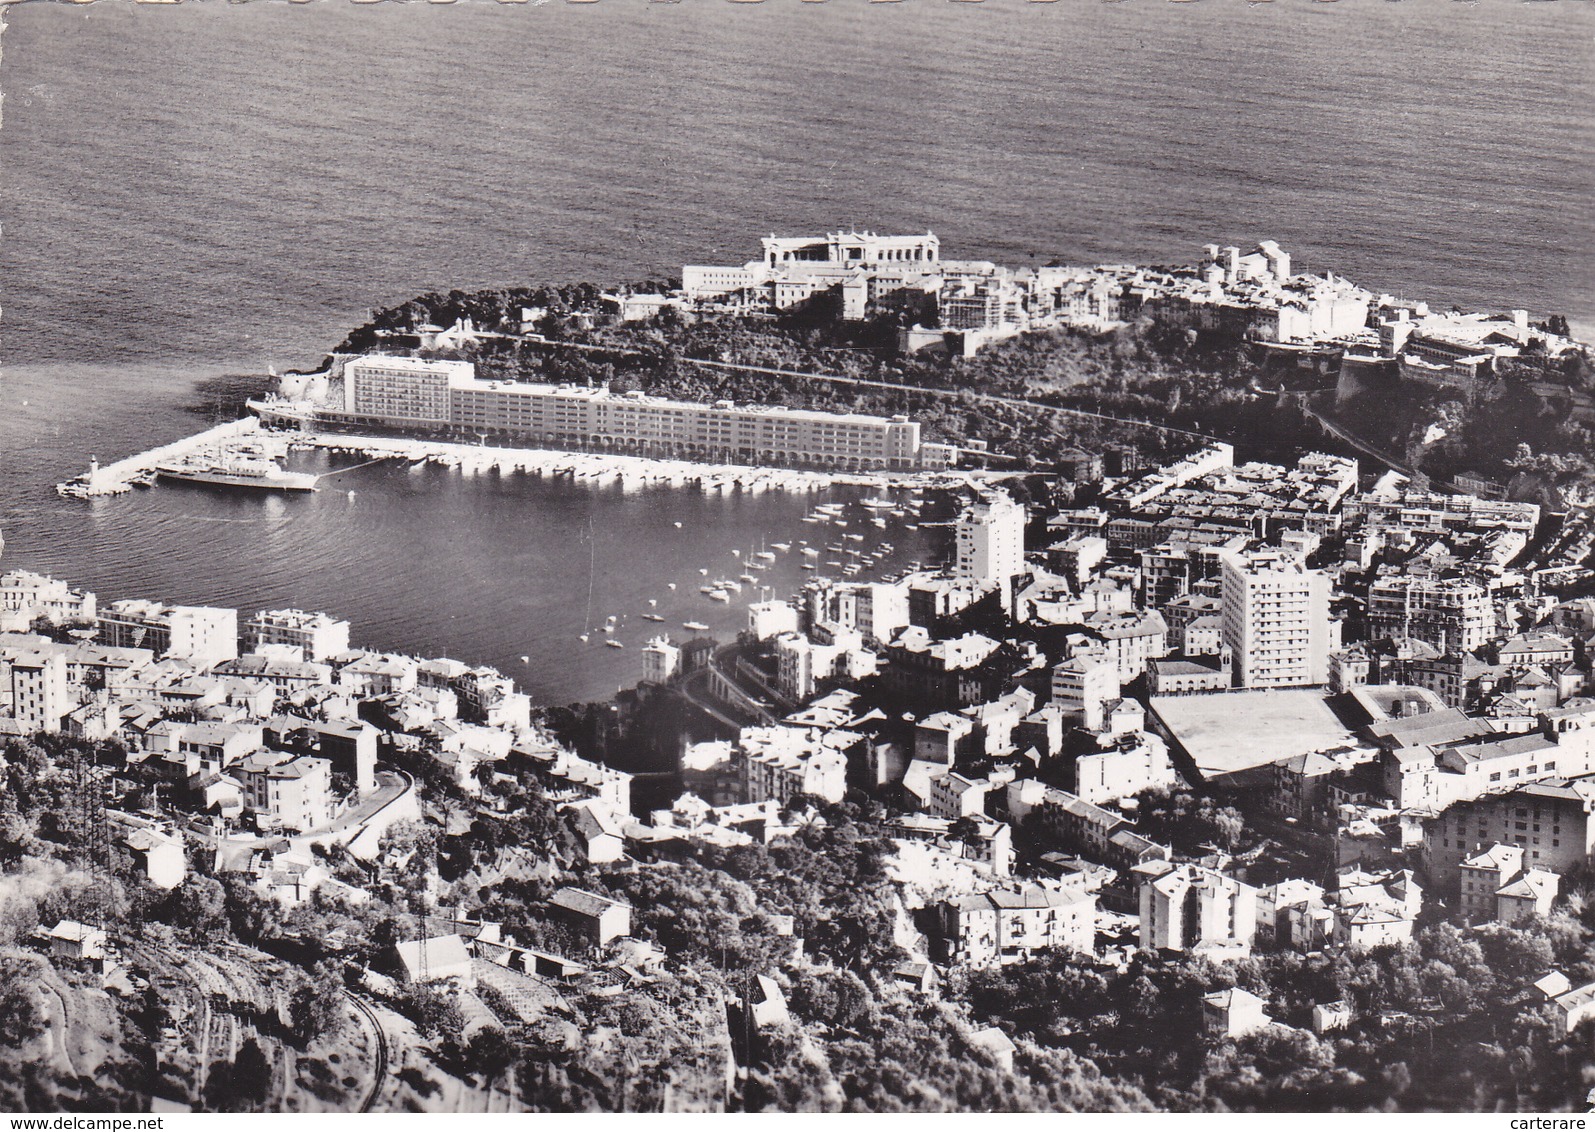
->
[1, 0, 1591, 701]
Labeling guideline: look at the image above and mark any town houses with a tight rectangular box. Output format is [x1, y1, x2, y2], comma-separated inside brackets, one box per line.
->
[11, 410, 1595, 990]
[5, 232, 1595, 1108]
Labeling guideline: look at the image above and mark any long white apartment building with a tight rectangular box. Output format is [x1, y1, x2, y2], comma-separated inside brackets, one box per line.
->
[1220, 549, 1336, 689]
[324, 356, 952, 472]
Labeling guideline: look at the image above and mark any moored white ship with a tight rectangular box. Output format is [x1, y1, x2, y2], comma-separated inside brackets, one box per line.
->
[156, 454, 319, 492]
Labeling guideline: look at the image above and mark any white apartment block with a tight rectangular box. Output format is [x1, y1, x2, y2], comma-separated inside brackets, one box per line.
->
[955, 491, 1026, 586]
[236, 753, 334, 833]
[8, 652, 71, 734]
[343, 356, 474, 420]
[641, 637, 680, 684]
[1073, 733, 1178, 805]
[733, 726, 849, 806]
[243, 608, 352, 662]
[747, 600, 800, 642]
[97, 600, 239, 669]
[1140, 863, 1258, 957]
[937, 886, 1095, 968]
[0, 571, 97, 630]
[1366, 578, 1492, 655]
[1220, 549, 1335, 689]
[1051, 654, 1120, 730]
[1084, 609, 1170, 683]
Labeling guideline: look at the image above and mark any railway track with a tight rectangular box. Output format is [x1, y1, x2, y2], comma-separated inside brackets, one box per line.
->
[346, 993, 388, 1113]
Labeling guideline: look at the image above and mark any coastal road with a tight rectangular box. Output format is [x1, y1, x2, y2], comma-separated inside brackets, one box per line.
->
[522, 333, 1220, 444]
[299, 768, 413, 838]
[676, 664, 752, 733]
[1303, 398, 1515, 498]
[1301, 402, 1417, 479]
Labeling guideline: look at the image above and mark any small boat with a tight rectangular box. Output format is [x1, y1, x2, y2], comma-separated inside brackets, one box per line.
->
[846, 533, 865, 542]
[667, 583, 678, 590]
[700, 584, 718, 594]
[753, 550, 776, 563]
[804, 548, 821, 559]
[739, 573, 758, 584]
[683, 621, 709, 632]
[605, 639, 625, 649]
[708, 590, 731, 603]
[642, 613, 665, 622]
[673, 521, 683, 528]
[603, 625, 615, 634]
[771, 542, 791, 553]
[579, 634, 590, 642]
[699, 568, 709, 575]
[520, 655, 530, 662]
[648, 599, 658, 607]
[802, 563, 816, 570]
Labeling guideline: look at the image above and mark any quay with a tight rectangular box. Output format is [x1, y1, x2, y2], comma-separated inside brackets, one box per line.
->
[281, 430, 1009, 495]
[53, 417, 1013, 504]
[55, 416, 263, 498]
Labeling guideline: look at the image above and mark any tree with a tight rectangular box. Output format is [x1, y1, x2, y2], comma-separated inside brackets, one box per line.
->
[948, 817, 983, 845]
[400, 983, 464, 1040]
[0, 960, 46, 1050]
[204, 1037, 272, 1112]
[289, 962, 346, 1045]
[171, 875, 228, 937]
[466, 1025, 517, 1093]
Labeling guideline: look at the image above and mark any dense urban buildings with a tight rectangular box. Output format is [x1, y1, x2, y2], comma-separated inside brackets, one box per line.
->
[11, 229, 1595, 1115]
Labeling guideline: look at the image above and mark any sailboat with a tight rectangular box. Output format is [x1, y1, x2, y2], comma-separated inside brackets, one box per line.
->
[579, 517, 597, 642]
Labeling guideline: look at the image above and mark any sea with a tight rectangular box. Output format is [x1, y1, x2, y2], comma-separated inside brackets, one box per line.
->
[2, 0, 1591, 705]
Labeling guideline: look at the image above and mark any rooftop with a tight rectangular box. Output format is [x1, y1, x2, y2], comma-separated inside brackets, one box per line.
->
[1150, 689, 1357, 780]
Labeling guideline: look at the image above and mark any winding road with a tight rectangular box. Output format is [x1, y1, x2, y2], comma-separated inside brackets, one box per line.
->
[346, 992, 389, 1113]
[522, 332, 1222, 444]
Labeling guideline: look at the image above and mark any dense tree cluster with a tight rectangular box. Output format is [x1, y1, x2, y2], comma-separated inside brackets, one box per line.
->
[955, 919, 1595, 1111]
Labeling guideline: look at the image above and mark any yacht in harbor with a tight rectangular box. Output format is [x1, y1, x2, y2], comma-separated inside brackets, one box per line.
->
[683, 621, 709, 632]
[156, 454, 319, 493]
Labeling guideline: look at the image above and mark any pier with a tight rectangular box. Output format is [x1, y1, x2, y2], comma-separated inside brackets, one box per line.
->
[280, 429, 1007, 495]
[54, 414, 1013, 504]
[56, 416, 262, 498]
